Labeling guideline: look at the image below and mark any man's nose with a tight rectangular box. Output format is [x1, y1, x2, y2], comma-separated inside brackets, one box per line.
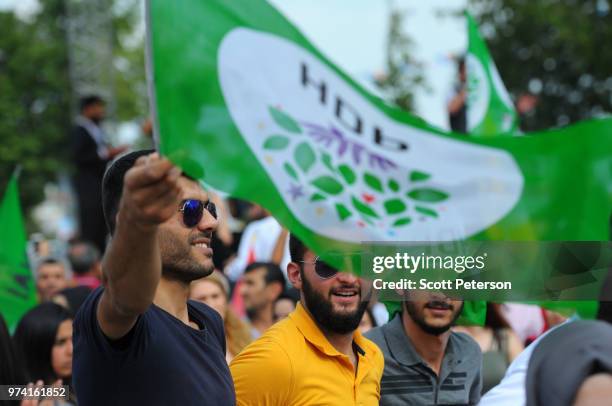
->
[336, 271, 358, 284]
[197, 207, 218, 232]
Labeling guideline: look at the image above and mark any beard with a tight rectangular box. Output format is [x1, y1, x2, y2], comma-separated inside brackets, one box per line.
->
[404, 300, 464, 336]
[245, 302, 265, 321]
[159, 230, 213, 283]
[301, 271, 370, 335]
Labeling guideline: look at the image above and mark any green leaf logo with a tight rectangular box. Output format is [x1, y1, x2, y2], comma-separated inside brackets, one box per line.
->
[269, 106, 302, 134]
[283, 162, 298, 180]
[364, 172, 384, 192]
[311, 176, 344, 195]
[409, 171, 431, 182]
[384, 198, 407, 215]
[295, 142, 316, 173]
[388, 178, 400, 192]
[263, 135, 290, 150]
[393, 217, 412, 227]
[311, 193, 326, 202]
[320, 152, 336, 173]
[335, 203, 352, 221]
[415, 206, 439, 218]
[338, 164, 356, 185]
[351, 196, 379, 219]
[407, 188, 449, 203]
[260, 104, 452, 231]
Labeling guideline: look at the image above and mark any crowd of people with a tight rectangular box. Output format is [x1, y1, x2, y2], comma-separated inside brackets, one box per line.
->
[1, 96, 611, 406]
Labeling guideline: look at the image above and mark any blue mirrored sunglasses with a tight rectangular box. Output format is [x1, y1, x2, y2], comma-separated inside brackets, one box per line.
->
[178, 199, 217, 228]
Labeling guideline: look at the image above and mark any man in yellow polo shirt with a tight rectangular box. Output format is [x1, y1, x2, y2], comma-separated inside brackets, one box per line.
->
[230, 235, 384, 405]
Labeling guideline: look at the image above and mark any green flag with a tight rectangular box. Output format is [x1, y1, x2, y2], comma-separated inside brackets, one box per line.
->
[465, 11, 519, 136]
[0, 171, 36, 330]
[147, 1, 612, 321]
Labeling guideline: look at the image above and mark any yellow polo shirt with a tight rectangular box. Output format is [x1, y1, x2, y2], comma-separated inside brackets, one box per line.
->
[230, 302, 384, 406]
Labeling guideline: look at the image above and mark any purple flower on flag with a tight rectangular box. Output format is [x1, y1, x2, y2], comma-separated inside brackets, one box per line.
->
[301, 122, 397, 171]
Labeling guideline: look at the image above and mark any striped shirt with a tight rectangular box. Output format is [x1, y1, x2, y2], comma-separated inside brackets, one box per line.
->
[366, 314, 482, 406]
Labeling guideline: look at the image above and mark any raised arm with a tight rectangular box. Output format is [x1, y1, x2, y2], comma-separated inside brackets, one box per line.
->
[97, 153, 181, 339]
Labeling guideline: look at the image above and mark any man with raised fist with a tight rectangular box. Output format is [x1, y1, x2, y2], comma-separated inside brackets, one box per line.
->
[72, 150, 235, 405]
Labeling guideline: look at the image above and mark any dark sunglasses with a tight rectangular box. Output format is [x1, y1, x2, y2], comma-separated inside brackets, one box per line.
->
[300, 257, 339, 279]
[178, 199, 217, 228]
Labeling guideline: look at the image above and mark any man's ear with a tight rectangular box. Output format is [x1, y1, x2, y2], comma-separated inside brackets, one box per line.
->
[287, 262, 302, 290]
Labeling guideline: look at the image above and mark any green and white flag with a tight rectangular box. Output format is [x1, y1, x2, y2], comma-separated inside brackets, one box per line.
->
[465, 11, 519, 136]
[0, 171, 36, 331]
[146, 0, 612, 259]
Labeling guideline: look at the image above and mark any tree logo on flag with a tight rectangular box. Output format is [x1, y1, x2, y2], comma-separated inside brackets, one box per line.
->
[262, 106, 450, 230]
[218, 28, 524, 242]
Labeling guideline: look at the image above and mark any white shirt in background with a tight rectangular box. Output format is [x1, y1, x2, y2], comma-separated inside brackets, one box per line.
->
[501, 303, 545, 343]
[225, 216, 290, 282]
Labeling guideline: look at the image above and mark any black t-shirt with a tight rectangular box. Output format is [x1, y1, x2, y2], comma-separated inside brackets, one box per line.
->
[73, 287, 235, 406]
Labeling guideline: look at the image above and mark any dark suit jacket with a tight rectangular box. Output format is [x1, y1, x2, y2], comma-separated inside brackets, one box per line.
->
[71, 124, 109, 180]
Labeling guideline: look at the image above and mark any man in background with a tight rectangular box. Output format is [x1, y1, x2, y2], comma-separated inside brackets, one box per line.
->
[366, 291, 482, 405]
[70, 95, 126, 253]
[35, 257, 69, 302]
[68, 240, 102, 290]
[240, 262, 285, 338]
[225, 211, 290, 282]
[447, 57, 468, 134]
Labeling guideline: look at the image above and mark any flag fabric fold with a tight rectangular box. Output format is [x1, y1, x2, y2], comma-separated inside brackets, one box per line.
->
[465, 11, 519, 136]
[0, 171, 36, 330]
[146, 0, 612, 322]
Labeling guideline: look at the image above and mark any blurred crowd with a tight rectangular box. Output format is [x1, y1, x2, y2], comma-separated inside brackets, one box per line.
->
[0, 95, 611, 406]
[4, 193, 612, 405]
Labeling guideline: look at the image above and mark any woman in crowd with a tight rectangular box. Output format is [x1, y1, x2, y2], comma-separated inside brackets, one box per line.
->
[454, 302, 524, 394]
[273, 291, 298, 323]
[12, 303, 75, 404]
[190, 271, 252, 362]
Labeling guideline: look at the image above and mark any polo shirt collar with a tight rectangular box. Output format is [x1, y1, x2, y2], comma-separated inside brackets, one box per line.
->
[289, 302, 366, 358]
[384, 313, 459, 369]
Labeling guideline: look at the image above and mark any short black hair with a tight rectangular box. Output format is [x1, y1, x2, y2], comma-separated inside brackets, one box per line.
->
[102, 149, 155, 235]
[57, 286, 93, 317]
[13, 303, 72, 383]
[289, 234, 308, 263]
[0, 313, 26, 386]
[244, 262, 286, 287]
[36, 257, 63, 273]
[68, 241, 100, 275]
[79, 95, 104, 112]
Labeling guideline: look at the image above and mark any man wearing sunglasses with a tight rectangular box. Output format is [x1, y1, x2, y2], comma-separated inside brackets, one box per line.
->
[72, 150, 235, 405]
[230, 234, 384, 405]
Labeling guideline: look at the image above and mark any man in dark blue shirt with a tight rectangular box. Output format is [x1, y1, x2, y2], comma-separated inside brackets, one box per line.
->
[73, 150, 235, 405]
